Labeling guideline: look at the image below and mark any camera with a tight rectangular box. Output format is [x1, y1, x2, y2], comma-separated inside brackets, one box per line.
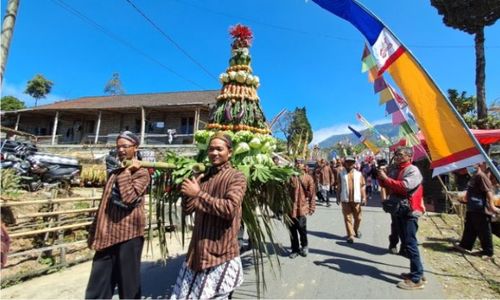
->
[376, 159, 388, 170]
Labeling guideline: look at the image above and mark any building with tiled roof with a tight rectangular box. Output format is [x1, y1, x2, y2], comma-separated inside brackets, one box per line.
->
[1, 90, 218, 145]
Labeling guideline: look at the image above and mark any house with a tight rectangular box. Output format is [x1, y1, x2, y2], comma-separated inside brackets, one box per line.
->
[1, 90, 219, 145]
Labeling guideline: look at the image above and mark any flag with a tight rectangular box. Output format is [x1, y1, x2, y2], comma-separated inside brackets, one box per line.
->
[355, 113, 391, 146]
[385, 99, 399, 115]
[373, 76, 387, 93]
[312, 0, 484, 176]
[361, 45, 379, 82]
[379, 87, 394, 104]
[392, 87, 407, 108]
[392, 109, 406, 125]
[348, 125, 380, 154]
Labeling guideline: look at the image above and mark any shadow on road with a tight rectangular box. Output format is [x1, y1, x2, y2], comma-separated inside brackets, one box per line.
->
[313, 257, 401, 284]
[309, 248, 403, 269]
[308, 230, 345, 241]
[140, 254, 186, 299]
[336, 240, 389, 255]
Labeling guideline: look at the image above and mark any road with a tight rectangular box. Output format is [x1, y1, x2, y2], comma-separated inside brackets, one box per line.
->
[1, 195, 444, 299]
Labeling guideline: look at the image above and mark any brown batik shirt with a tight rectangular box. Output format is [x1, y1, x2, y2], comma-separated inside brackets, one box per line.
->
[290, 172, 316, 218]
[88, 167, 150, 251]
[182, 162, 247, 272]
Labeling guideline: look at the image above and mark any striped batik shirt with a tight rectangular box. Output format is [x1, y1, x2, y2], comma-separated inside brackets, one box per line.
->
[88, 167, 150, 251]
[182, 162, 247, 272]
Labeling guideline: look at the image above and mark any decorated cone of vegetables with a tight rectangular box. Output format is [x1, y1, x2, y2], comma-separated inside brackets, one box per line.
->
[155, 24, 296, 296]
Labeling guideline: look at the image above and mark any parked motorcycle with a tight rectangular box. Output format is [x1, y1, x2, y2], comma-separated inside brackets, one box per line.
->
[0, 140, 82, 191]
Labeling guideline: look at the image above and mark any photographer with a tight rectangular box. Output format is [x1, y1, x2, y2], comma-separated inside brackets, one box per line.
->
[86, 131, 151, 299]
[378, 147, 425, 290]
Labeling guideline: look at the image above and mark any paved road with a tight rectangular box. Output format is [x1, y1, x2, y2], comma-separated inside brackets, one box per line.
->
[1, 195, 444, 299]
[233, 196, 444, 299]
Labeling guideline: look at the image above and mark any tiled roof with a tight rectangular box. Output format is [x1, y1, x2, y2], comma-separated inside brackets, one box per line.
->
[10, 90, 219, 112]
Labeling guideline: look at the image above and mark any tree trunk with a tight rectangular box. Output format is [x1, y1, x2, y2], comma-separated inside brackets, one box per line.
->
[0, 0, 20, 85]
[475, 28, 487, 128]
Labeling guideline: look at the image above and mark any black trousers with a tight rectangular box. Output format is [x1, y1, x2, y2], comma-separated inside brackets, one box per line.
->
[288, 216, 308, 253]
[85, 237, 144, 299]
[389, 215, 405, 248]
[459, 211, 493, 256]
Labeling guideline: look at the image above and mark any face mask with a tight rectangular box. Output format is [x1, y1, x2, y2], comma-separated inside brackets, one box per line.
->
[466, 166, 477, 174]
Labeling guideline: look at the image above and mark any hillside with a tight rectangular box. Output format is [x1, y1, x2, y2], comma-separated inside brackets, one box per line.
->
[318, 123, 400, 148]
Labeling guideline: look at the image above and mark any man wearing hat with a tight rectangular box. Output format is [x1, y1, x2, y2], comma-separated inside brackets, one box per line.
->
[288, 158, 316, 258]
[336, 156, 366, 243]
[86, 131, 151, 299]
[314, 158, 335, 207]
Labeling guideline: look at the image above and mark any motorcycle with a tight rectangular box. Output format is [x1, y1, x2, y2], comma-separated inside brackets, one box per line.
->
[0, 140, 82, 191]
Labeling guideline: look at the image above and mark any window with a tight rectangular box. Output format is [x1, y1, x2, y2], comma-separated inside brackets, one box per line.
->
[180, 117, 194, 134]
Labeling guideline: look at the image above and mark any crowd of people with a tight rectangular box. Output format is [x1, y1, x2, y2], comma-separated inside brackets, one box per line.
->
[41, 130, 496, 299]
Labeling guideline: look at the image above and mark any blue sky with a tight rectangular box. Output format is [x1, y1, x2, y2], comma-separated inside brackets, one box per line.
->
[2, 0, 499, 144]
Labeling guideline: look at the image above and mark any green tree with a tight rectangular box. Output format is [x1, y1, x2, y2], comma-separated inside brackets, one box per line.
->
[104, 73, 125, 96]
[287, 107, 313, 156]
[24, 74, 53, 107]
[431, 0, 500, 128]
[448, 89, 499, 129]
[0, 95, 25, 111]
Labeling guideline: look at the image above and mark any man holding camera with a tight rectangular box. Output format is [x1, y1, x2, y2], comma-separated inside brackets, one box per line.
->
[378, 147, 425, 290]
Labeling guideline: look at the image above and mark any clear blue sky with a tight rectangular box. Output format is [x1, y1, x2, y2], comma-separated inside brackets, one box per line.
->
[2, 0, 499, 144]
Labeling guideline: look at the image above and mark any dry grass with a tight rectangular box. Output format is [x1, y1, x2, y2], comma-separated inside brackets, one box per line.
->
[419, 213, 500, 298]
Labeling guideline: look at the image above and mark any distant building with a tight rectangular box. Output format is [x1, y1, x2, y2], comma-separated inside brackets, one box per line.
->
[1, 90, 218, 145]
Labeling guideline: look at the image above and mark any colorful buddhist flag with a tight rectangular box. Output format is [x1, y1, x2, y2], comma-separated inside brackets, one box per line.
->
[385, 99, 399, 115]
[392, 109, 407, 125]
[379, 87, 394, 104]
[312, 0, 486, 176]
[355, 113, 391, 146]
[361, 45, 379, 82]
[348, 125, 380, 154]
[373, 76, 387, 93]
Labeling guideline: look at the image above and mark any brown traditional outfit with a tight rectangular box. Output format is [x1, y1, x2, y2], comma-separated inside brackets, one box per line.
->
[315, 163, 335, 205]
[288, 172, 316, 254]
[86, 167, 150, 299]
[171, 162, 247, 299]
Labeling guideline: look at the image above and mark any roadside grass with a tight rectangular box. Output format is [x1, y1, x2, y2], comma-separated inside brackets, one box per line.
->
[419, 213, 500, 298]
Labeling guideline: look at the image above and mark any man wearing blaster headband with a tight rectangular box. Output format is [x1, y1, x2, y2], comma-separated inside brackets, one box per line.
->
[86, 131, 150, 299]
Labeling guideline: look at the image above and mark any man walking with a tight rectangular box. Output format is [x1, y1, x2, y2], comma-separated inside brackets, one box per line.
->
[288, 159, 316, 259]
[378, 147, 426, 290]
[315, 158, 335, 207]
[336, 157, 366, 243]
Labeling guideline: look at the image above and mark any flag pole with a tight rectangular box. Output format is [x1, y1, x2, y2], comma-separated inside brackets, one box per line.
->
[354, 0, 500, 182]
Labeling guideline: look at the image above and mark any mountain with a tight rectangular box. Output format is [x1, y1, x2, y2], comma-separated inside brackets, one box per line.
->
[318, 123, 400, 148]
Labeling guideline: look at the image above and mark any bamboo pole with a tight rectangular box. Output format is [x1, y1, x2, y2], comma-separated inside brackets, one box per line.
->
[0, 196, 101, 207]
[9, 221, 92, 238]
[16, 207, 98, 219]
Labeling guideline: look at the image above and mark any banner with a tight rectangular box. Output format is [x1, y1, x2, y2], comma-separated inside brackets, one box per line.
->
[312, 0, 484, 176]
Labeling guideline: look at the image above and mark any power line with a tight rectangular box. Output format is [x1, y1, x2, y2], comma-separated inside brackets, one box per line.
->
[176, 0, 500, 49]
[124, 0, 218, 81]
[51, 0, 205, 89]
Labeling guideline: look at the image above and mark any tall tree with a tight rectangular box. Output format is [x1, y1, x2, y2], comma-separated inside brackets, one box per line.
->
[24, 74, 53, 107]
[448, 88, 499, 129]
[0, 0, 20, 84]
[431, 0, 500, 128]
[286, 107, 313, 156]
[104, 73, 125, 96]
[0, 95, 25, 111]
